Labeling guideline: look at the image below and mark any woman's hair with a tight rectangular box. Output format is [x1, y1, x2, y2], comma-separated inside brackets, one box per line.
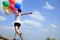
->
[18, 8, 22, 13]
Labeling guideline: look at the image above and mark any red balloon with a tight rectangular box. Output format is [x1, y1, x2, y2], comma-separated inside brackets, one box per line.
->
[9, 4, 15, 11]
[9, 0, 16, 5]
[13, 9, 18, 15]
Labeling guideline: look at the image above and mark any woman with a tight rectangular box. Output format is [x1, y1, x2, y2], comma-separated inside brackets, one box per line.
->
[14, 9, 32, 40]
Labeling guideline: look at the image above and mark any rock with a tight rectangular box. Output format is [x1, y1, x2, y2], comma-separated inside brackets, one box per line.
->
[0, 35, 14, 40]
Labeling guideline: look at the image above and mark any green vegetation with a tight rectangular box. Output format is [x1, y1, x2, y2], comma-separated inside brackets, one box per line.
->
[45, 37, 56, 40]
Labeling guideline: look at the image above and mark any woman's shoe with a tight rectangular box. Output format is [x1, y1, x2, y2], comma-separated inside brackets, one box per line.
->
[13, 38, 16, 40]
[19, 33, 23, 40]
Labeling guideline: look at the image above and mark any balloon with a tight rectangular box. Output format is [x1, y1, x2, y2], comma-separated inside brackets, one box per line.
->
[8, 8, 12, 12]
[3, 6, 8, 10]
[4, 10, 10, 16]
[14, 3, 21, 9]
[9, 4, 15, 11]
[13, 9, 18, 15]
[9, 0, 16, 5]
[3, 1, 9, 7]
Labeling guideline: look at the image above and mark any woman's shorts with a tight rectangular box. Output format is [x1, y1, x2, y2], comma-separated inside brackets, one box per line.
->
[14, 22, 21, 28]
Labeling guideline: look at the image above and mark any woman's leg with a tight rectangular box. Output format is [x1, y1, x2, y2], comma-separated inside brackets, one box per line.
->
[14, 26, 23, 40]
[14, 26, 18, 39]
[19, 33, 23, 40]
[14, 26, 20, 40]
[15, 26, 20, 34]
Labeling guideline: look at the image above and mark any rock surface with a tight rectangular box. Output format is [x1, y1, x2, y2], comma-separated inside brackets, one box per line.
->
[0, 35, 13, 40]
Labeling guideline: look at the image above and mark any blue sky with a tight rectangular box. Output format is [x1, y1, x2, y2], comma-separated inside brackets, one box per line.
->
[0, 0, 60, 40]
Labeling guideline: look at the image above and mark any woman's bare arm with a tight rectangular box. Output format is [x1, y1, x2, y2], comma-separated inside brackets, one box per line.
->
[21, 12, 32, 16]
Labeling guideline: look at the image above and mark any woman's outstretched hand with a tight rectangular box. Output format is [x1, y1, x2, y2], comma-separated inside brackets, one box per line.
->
[29, 12, 32, 14]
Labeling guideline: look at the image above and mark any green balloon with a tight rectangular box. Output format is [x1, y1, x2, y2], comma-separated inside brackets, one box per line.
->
[3, 1, 10, 7]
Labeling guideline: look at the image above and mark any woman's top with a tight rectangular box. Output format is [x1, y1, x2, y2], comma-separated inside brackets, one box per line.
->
[14, 13, 21, 23]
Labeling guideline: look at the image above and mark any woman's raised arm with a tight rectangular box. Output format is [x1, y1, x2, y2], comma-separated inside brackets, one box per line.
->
[21, 12, 32, 16]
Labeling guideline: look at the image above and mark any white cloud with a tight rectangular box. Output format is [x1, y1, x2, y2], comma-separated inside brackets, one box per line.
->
[0, 26, 14, 30]
[21, 11, 46, 28]
[29, 11, 45, 21]
[4, 26, 14, 29]
[22, 19, 42, 27]
[50, 24, 57, 28]
[0, 0, 3, 11]
[0, 16, 6, 21]
[43, 2, 54, 10]
[16, 0, 23, 4]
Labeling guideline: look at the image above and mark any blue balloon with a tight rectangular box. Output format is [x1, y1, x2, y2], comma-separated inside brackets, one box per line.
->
[14, 3, 21, 9]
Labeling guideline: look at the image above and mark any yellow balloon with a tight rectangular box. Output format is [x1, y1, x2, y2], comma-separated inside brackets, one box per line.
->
[3, 6, 8, 10]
